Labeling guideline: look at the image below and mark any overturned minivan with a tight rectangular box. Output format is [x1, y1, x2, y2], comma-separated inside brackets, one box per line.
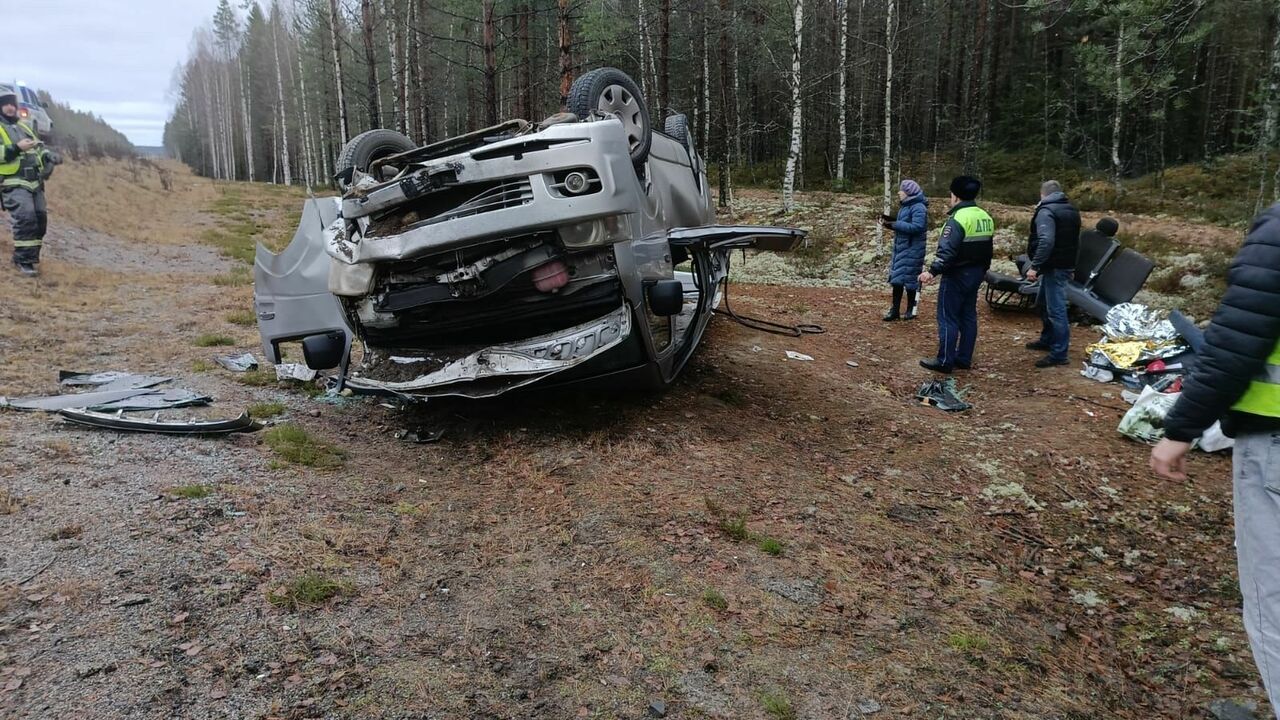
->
[255, 68, 804, 399]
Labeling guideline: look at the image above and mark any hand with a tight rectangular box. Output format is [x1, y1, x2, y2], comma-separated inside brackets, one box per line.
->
[16, 138, 36, 151]
[1150, 438, 1191, 480]
[918, 271, 934, 285]
[1025, 269, 1039, 282]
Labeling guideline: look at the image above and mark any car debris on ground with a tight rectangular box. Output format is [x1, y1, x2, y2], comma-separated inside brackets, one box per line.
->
[213, 353, 258, 372]
[0, 370, 262, 435]
[274, 363, 317, 382]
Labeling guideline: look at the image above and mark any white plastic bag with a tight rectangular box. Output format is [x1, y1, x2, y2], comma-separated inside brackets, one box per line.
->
[1117, 385, 1235, 452]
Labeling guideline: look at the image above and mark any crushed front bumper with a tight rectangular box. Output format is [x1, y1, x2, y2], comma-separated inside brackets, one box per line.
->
[344, 303, 632, 398]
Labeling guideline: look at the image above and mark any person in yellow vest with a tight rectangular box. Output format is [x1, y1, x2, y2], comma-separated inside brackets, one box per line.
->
[0, 88, 51, 277]
[1152, 204, 1280, 714]
[917, 176, 994, 373]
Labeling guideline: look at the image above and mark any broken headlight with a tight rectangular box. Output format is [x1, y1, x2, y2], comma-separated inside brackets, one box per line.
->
[557, 214, 633, 248]
[329, 260, 376, 297]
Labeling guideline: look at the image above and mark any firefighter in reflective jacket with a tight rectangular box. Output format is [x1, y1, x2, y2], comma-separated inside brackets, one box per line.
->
[0, 88, 52, 277]
[917, 175, 994, 373]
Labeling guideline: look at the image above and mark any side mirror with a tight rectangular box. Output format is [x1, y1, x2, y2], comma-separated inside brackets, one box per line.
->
[645, 279, 683, 317]
[301, 332, 347, 370]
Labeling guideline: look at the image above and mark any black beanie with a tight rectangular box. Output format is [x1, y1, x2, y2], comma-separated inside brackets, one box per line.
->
[1096, 217, 1119, 237]
[950, 175, 981, 201]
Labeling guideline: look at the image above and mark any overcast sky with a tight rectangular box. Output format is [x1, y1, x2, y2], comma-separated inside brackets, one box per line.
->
[10, 1, 221, 147]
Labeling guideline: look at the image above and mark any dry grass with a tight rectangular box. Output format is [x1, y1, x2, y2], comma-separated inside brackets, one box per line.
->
[43, 158, 218, 247]
[0, 488, 22, 515]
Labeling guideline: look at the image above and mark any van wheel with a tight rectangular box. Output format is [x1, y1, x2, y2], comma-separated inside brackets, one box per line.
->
[335, 129, 417, 189]
[567, 68, 651, 164]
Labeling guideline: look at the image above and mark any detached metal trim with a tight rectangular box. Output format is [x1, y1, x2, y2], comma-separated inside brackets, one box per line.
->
[58, 409, 263, 435]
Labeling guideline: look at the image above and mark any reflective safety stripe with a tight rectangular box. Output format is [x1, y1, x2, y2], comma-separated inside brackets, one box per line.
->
[1233, 342, 1280, 419]
[12, 238, 41, 247]
[1261, 363, 1280, 384]
[1, 176, 39, 190]
[953, 205, 994, 241]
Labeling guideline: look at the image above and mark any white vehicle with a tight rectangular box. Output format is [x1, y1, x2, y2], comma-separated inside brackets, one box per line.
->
[1, 82, 53, 137]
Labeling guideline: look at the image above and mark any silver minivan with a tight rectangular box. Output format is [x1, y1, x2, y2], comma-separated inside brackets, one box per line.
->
[254, 68, 804, 399]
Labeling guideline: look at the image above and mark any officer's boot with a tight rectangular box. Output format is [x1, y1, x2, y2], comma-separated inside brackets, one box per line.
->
[12, 246, 37, 277]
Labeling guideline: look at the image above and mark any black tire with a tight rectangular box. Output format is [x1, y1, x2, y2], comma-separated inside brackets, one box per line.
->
[567, 68, 651, 164]
[664, 113, 702, 189]
[664, 114, 690, 146]
[335, 129, 417, 188]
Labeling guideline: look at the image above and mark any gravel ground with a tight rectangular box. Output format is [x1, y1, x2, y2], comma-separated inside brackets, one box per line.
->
[0, 170, 1263, 719]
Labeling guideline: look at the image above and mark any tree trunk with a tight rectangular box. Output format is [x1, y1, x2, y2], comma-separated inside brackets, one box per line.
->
[701, 4, 710, 151]
[1112, 18, 1125, 196]
[239, 59, 253, 182]
[781, 0, 803, 212]
[854, 0, 865, 166]
[1261, 4, 1280, 206]
[272, 10, 292, 185]
[361, 0, 381, 129]
[382, 0, 404, 134]
[732, 6, 741, 164]
[558, 0, 573, 107]
[480, 0, 498, 126]
[882, 0, 895, 217]
[329, 0, 350, 143]
[516, 2, 533, 120]
[659, 0, 671, 111]
[414, 0, 430, 141]
[718, 0, 732, 207]
[293, 12, 316, 186]
[835, 0, 848, 185]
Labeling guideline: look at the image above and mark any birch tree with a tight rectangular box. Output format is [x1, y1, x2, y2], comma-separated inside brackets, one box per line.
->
[271, 2, 292, 185]
[328, 0, 349, 143]
[1261, 1, 1280, 206]
[881, 0, 895, 216]
[781, 0, 803, 212]
[835, 0, 848, 186]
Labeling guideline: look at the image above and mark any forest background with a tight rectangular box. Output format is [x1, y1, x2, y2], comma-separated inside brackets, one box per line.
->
[162, 0, 1280, 224]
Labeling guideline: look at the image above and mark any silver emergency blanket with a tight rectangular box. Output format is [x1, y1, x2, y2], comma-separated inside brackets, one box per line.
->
[1102, 303, 1180, 343]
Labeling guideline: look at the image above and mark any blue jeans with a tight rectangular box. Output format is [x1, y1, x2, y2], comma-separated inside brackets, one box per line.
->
[1037, 268, 1071, 362]
[1232, 430, 1280, 717]
[935, 265, 985, 368]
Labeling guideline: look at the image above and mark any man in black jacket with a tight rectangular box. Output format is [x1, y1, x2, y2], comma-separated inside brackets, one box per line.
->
[1024, 180, 1081, 368]
[1152, 203, 1280, 712]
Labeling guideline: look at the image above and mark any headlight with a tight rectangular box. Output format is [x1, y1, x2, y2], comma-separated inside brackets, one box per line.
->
[557, 214, 632, 248]
[329, 259, 375, 296]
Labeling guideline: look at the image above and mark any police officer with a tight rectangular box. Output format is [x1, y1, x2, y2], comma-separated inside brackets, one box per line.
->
[1151, 203, 1280, 717]
[0, 88, 52, 277]
[918, 175, 993, 373]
